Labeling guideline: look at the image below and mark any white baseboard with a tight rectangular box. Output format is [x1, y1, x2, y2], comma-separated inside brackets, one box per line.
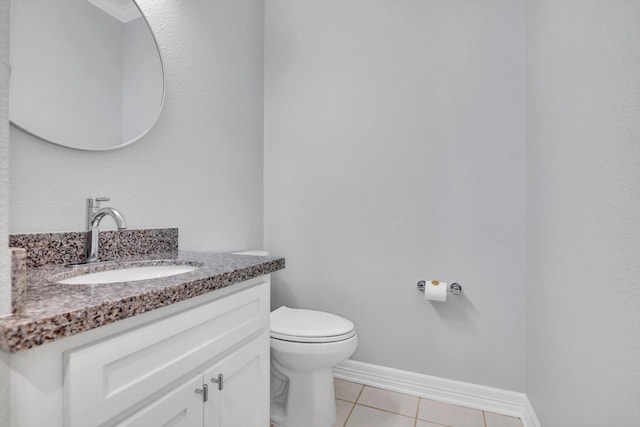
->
[334, 360, 541, 427]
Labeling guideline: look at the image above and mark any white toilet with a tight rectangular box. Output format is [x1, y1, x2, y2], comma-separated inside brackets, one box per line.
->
[270, 306, 358, 427]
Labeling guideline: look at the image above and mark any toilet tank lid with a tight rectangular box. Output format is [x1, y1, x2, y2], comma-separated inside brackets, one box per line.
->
[232, 250, 269, 256]
[270, 306, 355, 338]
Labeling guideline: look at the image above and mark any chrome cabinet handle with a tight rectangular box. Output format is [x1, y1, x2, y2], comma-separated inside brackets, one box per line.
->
[211, 373, 223, 391]
[195, 384, 209, 402]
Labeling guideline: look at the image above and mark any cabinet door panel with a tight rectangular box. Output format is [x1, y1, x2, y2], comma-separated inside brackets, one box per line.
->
[64, 282, 269, 427]
[114, 375, 203, 427]
[203, 333, 269, 427]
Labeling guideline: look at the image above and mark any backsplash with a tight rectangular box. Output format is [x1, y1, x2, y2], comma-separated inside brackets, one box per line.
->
[9, 228, 178, 267]
[10, 248, 26, 315]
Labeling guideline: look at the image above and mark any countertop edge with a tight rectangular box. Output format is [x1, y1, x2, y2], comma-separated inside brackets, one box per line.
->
[0, 256, 285, 353]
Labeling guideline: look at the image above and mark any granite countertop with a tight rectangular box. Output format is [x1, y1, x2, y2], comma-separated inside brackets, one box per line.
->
[0, 251, 285, 353]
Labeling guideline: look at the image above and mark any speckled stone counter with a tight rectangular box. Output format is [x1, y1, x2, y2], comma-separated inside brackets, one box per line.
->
[10, 228, 179, 267]
[0, 251, 285, 353]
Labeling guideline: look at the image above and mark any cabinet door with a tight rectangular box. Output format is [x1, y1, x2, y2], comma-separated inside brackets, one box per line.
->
[114, 375, 204, 427]
[65, 281, 269, 427]
[203, 334, 270, 427]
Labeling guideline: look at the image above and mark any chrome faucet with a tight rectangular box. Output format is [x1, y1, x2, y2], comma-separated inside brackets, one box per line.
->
[84, 197, 127, 263]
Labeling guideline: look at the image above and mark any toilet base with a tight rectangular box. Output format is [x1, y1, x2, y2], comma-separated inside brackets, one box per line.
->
[270, 362, 337, 427]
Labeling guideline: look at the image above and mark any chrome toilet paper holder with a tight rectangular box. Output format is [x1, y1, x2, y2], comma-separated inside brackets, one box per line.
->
[417, 280, 463, 295]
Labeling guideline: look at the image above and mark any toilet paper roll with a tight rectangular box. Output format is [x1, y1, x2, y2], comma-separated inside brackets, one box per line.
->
[424, 280, 447, 302]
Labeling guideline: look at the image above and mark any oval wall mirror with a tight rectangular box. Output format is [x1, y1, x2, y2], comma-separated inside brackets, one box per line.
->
[9, 0, 165, 151]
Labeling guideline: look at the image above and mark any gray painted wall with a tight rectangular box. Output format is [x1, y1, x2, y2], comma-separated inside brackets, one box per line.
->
[1, 0, 11, 424]
[0, 0, 10, 317]
[4, 2, 640, 425]
[264, 0, 526, 391]
[5, 3, 265, 425]
[525, 1, 640, 426]
[9, 0, 265, 255]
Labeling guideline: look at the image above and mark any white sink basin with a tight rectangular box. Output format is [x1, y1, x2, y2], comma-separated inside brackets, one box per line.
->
[57, 265, 199, 285]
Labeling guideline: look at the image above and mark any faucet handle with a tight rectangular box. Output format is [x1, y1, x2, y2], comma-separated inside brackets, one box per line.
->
[87, 197, 110, 209]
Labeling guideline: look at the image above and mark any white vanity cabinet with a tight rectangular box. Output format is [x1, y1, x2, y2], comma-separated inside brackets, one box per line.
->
[203, 335, 267, 427]
[115, 336, 267, 427]
[10, 277, 271, 427]
[114, 373, 205, 427]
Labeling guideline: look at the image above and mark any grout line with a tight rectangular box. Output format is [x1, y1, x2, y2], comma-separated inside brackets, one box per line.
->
[336, 379, 363, 426]
[336, 380, 489, 427]
[352, 402, 418, 420]
[351, 382, 441, 425]
[342, 400, 356, 427]
[335, 379, 363, 403]
[357, 383, 423, 419]
[354, 383, 365, 403]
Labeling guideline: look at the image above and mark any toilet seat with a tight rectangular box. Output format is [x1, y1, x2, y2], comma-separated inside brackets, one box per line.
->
[270, 306, 356, 343]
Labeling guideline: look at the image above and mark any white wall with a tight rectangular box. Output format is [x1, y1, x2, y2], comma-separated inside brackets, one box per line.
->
[6, 2, 639, 424]
[1, 0, 11, 424]
[9, 0, 265, 254]
[264, 0, 526, 391]
[525, 1, 640, 426]
[0, 0, 10, 317]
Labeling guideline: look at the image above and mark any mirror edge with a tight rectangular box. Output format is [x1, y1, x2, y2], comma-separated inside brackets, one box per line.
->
[9, 0, 166, 152]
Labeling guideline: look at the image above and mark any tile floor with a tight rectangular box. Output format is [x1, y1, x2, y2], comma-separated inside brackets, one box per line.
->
[272, 378, 524, 427]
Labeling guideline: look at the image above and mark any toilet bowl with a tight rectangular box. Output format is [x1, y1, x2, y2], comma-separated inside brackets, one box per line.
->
[270, 306, 358, 427]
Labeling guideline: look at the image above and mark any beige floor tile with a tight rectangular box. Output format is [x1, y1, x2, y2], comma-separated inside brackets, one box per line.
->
[356, 386, 419, 417]
[484, 411, 524, 427]
[416, 420, 451, 427]
[345, 405, 415, 427]
[334, 399, 355, 427]
[418, 398, 484, 427]
[334, 378, 364, 402]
